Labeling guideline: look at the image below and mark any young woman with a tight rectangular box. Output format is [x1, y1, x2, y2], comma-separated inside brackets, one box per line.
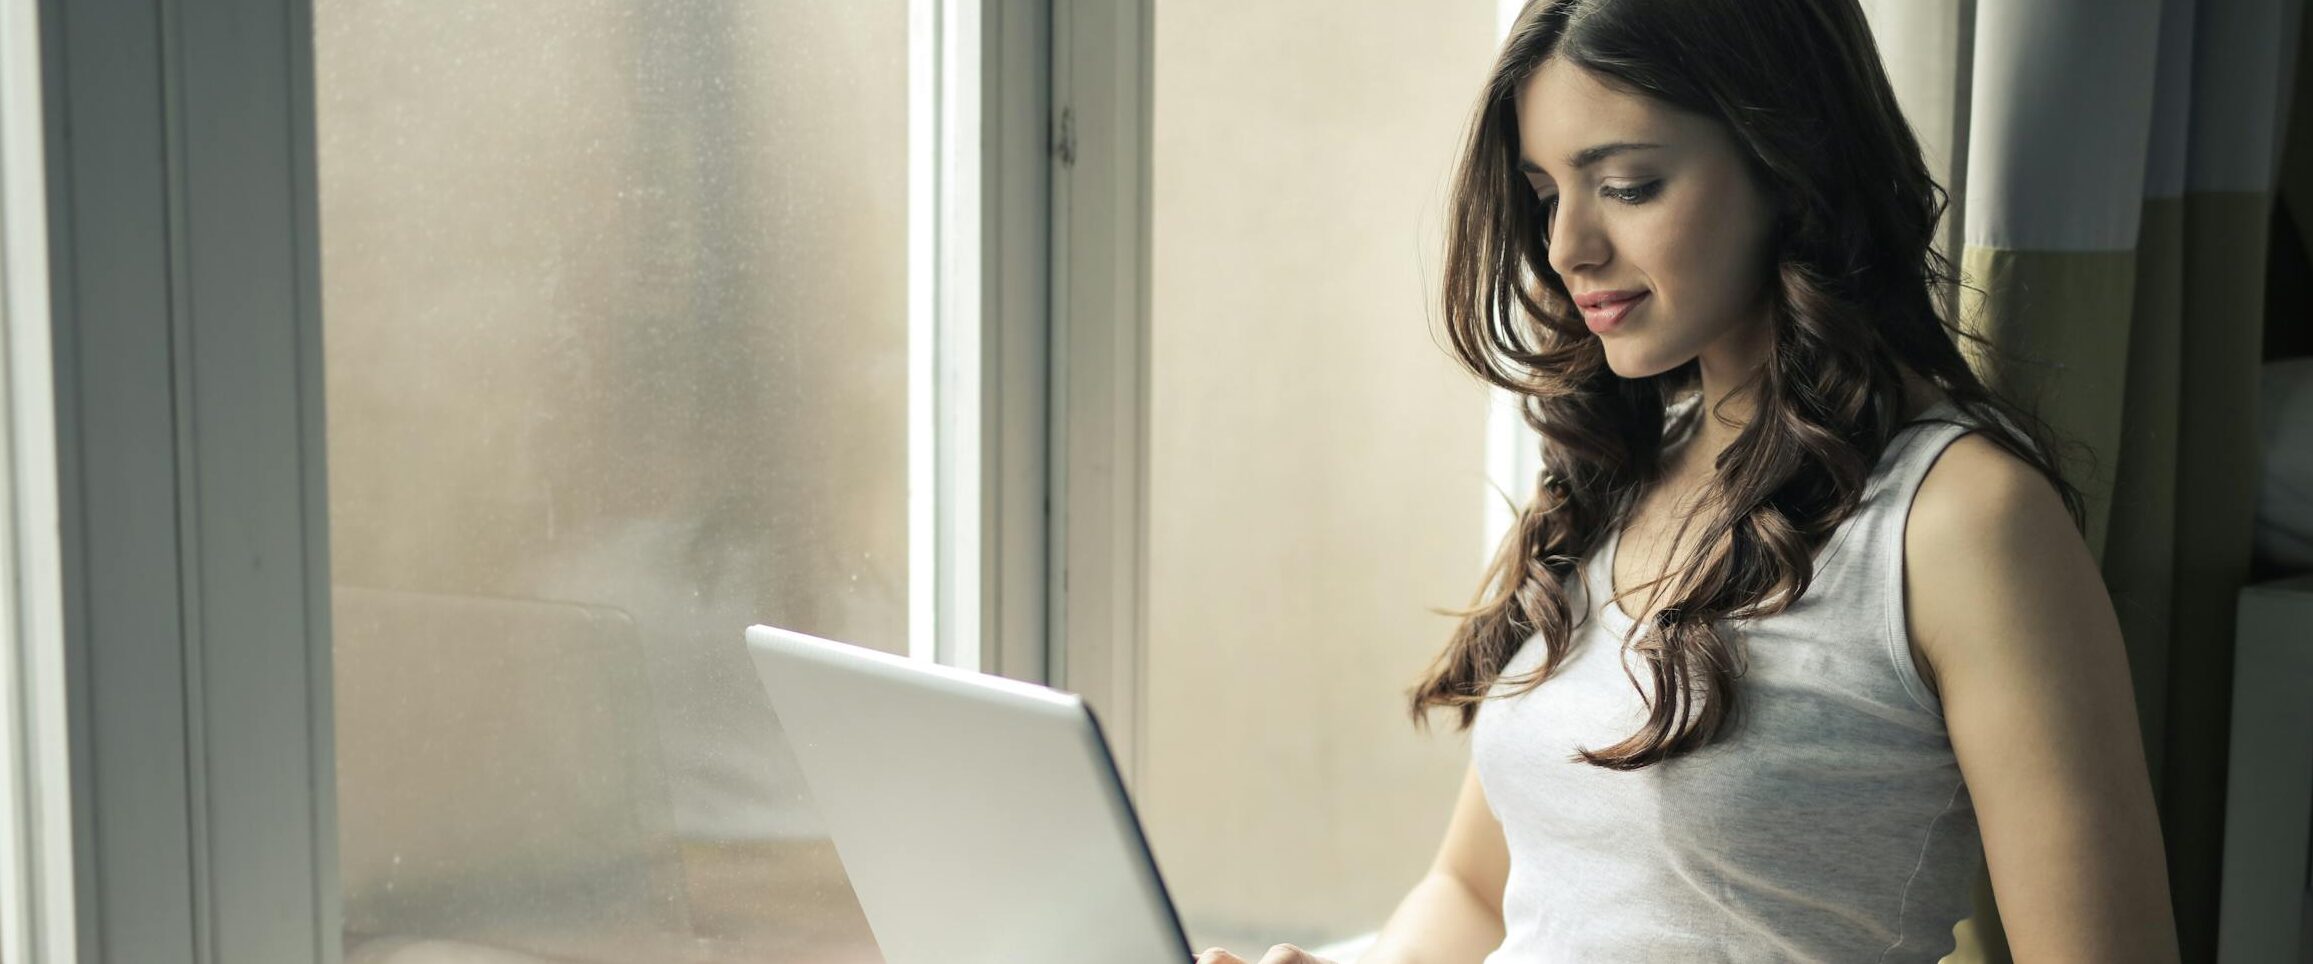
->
[1197, 1, 2178, 962]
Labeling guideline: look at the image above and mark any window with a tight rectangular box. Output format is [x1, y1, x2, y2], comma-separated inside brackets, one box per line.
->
[317, 3, 912, 959]
[45, 0, 1509, 955]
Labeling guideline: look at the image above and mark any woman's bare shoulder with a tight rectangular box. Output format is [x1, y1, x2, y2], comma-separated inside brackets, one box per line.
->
[1904, 430, 2085, 662]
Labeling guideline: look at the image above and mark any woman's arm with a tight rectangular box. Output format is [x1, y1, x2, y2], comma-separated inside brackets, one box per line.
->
[1356, 871, 1507, 964]
[1360, 763, 1509, 964]
[1905, 434, 2180, 963]
[1194, 764, 1506, 964]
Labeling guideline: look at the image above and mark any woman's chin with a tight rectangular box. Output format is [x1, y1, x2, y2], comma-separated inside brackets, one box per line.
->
[1601, 343, 1688, 380]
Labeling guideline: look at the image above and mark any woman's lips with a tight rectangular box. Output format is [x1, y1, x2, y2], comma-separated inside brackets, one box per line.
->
[1582, 291, 1648, 334]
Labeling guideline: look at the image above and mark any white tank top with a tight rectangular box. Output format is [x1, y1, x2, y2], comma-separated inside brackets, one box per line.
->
[1471, 396, 1986, 963]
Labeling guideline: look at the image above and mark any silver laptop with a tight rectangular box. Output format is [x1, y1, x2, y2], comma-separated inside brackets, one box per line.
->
[744, 624, 1193, 964]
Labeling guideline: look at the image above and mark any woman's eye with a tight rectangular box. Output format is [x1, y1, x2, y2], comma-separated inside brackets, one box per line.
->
[1534, 180, 1660, 218]
[1601, 180, 1663, 204]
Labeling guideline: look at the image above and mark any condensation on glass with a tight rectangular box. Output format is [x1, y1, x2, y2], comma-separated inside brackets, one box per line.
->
[317, 3, 904, 962]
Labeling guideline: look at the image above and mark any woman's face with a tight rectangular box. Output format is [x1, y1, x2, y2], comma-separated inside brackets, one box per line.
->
[1513, 57, 1781, 379]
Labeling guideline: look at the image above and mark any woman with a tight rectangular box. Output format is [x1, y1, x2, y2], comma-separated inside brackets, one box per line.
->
[1197, 1, 2177, 962]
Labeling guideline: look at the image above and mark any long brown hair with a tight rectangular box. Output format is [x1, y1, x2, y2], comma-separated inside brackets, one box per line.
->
[1408, 0, 2086, 769]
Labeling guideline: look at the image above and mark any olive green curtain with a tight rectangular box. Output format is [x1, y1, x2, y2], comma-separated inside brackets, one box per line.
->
[1864, 1, 2304, 961]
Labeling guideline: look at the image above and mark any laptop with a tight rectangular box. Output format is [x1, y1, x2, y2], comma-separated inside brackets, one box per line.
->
[744, 624, 1194, 964]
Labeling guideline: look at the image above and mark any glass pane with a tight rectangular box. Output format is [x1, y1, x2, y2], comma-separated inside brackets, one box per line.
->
[317, 3, 907, 961]
[1141, 1, 1502, 953]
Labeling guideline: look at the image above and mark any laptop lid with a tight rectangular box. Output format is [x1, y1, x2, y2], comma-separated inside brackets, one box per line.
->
[744, 625, 1192, 964]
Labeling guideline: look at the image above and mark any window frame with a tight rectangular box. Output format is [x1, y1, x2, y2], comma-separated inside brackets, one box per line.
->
[0, 0, 76, 956]
[44, 0, 339, 958]
[924, 0, 1061, 686]
[1046, 0, 1154, 790]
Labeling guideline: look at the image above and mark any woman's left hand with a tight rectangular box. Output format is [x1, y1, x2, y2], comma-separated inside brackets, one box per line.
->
[1193, 944, 1339, 964]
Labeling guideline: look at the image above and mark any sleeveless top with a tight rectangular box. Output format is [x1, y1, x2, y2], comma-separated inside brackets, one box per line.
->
[1471, 396, 1988, 963]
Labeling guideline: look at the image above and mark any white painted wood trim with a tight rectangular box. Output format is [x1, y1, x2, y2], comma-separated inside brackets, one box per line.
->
[0, 0, 76, 958]
[975, 0, 1054, 683]
[915, 0, 1052, 684]
[45, 0, 339, 958]
[1048, 0, 1153, 792]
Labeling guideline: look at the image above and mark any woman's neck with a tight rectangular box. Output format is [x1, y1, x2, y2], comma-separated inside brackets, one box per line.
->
[1676, 363, 1942, 475]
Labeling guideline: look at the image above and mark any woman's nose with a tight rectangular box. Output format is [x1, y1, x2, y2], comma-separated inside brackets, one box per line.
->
[1546, 201, 1609, 276]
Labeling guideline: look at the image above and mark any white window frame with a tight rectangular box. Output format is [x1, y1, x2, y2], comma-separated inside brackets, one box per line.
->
[918, 0, 1058, 685]
[1046, 0, 1154, 791]
[45, 0, 339, 958]
[0, 0, 76, 957]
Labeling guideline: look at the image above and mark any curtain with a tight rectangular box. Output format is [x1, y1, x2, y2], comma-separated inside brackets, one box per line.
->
[1864, 0, 2305, 960]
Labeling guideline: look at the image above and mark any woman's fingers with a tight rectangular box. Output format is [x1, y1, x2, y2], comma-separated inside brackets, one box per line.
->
[1195, 942, 1334, 964]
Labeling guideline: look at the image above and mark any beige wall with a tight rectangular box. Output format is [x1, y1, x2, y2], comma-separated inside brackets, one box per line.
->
[1144, 1, 1502, 950]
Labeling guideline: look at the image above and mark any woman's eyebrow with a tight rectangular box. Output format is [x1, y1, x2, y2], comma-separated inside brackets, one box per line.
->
[1517, 141, 1664, 175]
